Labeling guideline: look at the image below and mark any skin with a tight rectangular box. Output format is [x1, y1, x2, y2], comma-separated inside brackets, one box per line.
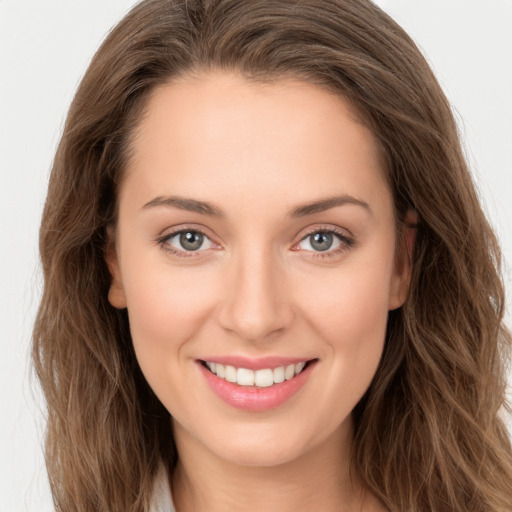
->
[107, 71, 413, 512]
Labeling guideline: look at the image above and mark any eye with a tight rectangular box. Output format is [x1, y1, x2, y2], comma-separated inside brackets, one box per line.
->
[299, 231, 340, 252]
[158, 228, 217, 257]
[295, 227, 354, 257]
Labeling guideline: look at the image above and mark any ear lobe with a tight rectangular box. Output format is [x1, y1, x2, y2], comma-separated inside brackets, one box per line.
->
[388, 210, 418, 311]
[105, 228, 127, 309]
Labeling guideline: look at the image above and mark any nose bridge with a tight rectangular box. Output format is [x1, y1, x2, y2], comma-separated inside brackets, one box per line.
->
[218, 241, 293, 342]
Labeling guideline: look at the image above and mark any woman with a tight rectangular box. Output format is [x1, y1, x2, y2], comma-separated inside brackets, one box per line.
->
[32, 0, 512, 510]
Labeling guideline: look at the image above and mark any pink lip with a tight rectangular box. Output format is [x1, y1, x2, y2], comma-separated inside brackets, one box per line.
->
[198, 359, 317, 412]
[199, 355, 311, 371]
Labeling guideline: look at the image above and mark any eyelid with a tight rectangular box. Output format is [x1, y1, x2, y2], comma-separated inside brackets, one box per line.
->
[156, 224, 220, 257]
[156, 223, 355, 259]
[294, 224, 354, 246]
[291, 224, 355, 258]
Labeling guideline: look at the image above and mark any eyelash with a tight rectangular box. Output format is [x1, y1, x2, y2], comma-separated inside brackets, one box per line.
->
[156, 225, 355, 260]
[156, 225, 215, 259]
[296, 226, 355, 260]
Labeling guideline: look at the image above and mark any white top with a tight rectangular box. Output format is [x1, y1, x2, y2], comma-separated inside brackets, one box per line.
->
[150, 464, 176, 512]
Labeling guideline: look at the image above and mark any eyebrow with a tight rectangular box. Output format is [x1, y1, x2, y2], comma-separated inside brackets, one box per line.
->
[288, 195, 372, 218]
[142, 194, 372, 218]
[142, 195, 225, 217]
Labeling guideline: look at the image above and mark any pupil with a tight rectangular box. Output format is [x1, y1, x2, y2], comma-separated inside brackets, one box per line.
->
[311, 232, 332, 251]
[180, 231, 203, 251]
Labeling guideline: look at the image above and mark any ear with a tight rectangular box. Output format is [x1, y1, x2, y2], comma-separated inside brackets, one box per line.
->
[388, 210, 418, 311]
[105, 227, 127, 309]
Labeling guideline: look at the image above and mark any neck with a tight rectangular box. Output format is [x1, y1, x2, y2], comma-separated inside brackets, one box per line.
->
[170, 418, 380, 512]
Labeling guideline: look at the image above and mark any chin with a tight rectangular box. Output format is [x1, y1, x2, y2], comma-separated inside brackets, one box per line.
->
[211, 438, 310, 468]
[192, 415, 343, 469]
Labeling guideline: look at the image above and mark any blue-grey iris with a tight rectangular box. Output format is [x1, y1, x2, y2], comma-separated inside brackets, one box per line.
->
[311, 232, 333, 251]
[180, 231, 203, 251]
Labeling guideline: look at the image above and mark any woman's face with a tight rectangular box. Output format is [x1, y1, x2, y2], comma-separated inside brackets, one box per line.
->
[107, 72, 411, 467]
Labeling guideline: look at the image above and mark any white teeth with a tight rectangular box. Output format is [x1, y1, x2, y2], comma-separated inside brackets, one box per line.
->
[225, 365, 237, 383]
[237, 368, 255, 386]
[254, 369, 274, 388]
[273, 366, 285, 384]
[215, 363, 225, 378]
[284, 364, 295, 380]
[205, 360, 309, 388]
[295, 362, 306, 375]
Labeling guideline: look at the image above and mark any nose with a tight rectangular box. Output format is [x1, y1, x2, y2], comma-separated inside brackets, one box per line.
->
[217, 246, 294, 343]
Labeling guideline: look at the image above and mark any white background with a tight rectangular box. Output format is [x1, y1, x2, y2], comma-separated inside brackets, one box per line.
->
[1, 1, 511, 510]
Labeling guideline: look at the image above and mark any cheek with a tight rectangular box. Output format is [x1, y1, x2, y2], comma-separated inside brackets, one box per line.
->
[121, 255, 219, 367]
[300, 255, 393, 343]
[294, 248, 395, 395]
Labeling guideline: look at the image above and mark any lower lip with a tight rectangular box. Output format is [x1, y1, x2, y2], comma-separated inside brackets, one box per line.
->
[198, 361, 317, 412]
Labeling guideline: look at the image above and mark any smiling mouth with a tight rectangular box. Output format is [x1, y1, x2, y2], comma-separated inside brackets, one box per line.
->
[200, 359, 317, 388]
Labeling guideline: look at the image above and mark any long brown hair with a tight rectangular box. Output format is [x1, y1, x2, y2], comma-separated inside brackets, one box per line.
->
[33, 0, 512, 510]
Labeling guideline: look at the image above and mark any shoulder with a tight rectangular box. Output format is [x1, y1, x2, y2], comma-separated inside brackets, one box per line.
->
[150, 463, 176, 512]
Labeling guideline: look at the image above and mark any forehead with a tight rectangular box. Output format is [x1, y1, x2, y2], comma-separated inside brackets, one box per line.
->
[122, 72, 391, 216]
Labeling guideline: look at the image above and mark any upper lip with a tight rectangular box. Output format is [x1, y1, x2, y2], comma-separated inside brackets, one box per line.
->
[198, 355, 317, 371]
